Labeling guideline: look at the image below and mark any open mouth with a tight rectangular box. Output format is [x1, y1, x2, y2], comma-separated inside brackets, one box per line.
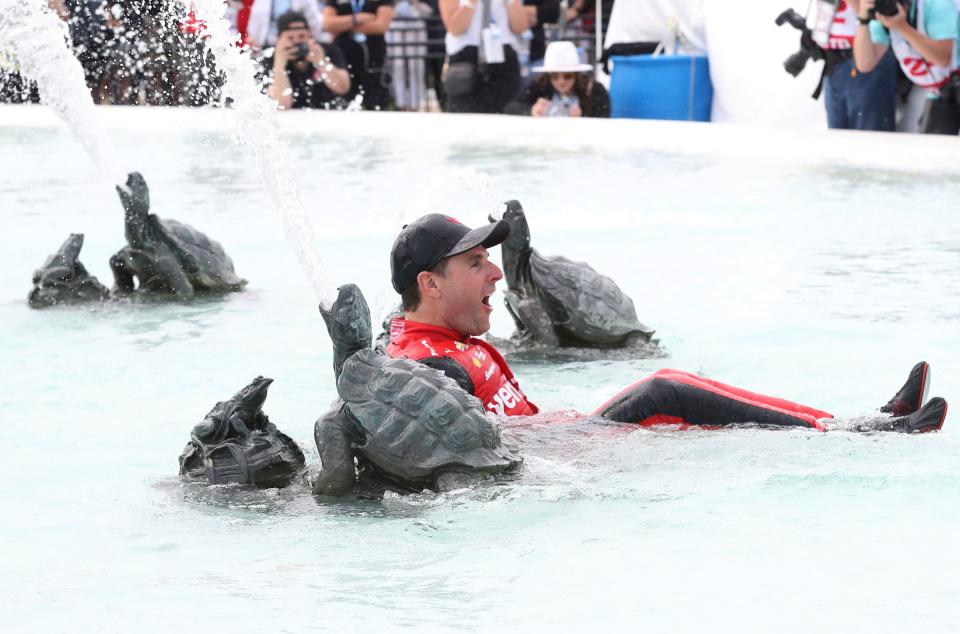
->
[482, 294, 492, 310]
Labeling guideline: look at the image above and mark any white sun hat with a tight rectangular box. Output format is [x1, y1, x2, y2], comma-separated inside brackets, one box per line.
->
[532, 41, 593, 73]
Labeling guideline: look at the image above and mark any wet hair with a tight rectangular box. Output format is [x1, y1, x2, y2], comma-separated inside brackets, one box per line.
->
[538, 73, 595, 117]
[400, 258, 449, 312]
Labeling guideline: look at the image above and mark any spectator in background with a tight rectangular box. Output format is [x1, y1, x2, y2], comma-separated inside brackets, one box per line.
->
[423, 0, 447, 108]
[262, 11, 351, 109]
[246, 0, 325, 51]
[854, 0, 959, 134]
[439, 0, 527, 113]
[324, 0, 396, 111]
[505, 40, 608, 116]
[521, 1, 584, 71]
[820, 0, 897, 131]
[387, 0, 432, 110]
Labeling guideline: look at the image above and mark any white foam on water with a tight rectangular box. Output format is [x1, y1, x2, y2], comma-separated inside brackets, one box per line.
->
[0, 0, 120, 182]
[180, 0, 333, 308]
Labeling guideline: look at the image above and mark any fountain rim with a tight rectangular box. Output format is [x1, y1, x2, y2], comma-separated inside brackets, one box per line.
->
[1, 104, 957, 176]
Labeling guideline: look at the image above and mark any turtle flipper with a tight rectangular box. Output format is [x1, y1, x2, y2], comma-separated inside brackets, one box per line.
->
[154, 255, 194, 299]
[313, 401, 360, 497]
[436, 469, 481, 492]
[109, 248, 136, 293]
[505, 289, 559, 347]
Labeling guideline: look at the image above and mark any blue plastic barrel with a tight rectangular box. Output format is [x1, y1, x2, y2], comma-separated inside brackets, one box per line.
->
[609, 55, 713, 121]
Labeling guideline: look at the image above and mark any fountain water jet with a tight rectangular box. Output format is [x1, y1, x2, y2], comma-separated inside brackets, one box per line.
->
[180, 0, 333, 308]
[0, 0, 119, 180]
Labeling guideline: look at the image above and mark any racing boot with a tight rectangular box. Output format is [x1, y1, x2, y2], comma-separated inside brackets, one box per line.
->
[880, 361, 929, 416]
[880, 397, 948, 433]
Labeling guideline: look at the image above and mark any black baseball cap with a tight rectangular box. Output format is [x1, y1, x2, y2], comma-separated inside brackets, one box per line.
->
[277, 11, 308, 34]
[391, 213, 510, 292]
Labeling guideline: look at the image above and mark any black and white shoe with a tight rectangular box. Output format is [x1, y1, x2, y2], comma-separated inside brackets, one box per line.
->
[880, 361, 930, 416]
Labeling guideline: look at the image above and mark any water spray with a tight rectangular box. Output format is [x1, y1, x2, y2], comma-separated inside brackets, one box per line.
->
[182, 0, 333, 309]
[0, 0, 120, 181]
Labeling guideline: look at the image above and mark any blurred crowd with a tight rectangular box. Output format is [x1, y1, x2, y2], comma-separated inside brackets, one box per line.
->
[779, 0, 960, 135]
[5, 0, 956, 134]
[0, 0, 613, 117]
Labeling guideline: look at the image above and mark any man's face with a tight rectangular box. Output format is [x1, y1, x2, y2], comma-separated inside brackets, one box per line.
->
[433, 246, 503, 337]
[277, 23, 311, 50]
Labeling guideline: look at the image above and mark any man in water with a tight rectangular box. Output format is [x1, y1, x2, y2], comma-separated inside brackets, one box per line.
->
[385, 213, 948, 432]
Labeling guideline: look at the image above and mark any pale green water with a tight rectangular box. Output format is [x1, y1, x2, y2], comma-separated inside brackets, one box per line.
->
[2, 110, 959, 633]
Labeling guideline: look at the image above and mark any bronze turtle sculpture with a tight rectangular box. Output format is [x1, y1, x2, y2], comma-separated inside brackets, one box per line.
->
[109, 172, 246, 299]
[179, 376, 306, 488]
[28, 233, 110, 308]
[313, 284, 523, 497]
[493, 200, 655, 348]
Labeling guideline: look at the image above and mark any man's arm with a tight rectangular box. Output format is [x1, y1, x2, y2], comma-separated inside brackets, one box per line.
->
[355, 5, 395, 36]
[506, 0, 527, 35]
[307, 42, 351, 95]
[323, 6, 362, 36]
[439, 0, 476, 36]
[266, 49, 295, 109]
[853, 0, 888, 72]
[419, 357, 476, 395]
[877, 1, 954, 67]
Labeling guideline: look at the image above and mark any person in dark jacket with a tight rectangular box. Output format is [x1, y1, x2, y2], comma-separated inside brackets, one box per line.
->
[505, 40, 609, 117]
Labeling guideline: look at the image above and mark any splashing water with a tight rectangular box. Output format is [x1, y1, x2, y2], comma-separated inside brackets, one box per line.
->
[180, 0, 333, 308]
[0, 0, 120, 181]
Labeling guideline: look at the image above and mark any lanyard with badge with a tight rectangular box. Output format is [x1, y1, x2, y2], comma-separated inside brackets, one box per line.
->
[351, 0, 367, 43]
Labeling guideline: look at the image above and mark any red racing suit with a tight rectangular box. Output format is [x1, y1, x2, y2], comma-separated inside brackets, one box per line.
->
[386, 318, 538, 417]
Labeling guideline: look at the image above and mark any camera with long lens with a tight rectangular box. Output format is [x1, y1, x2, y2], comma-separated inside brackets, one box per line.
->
[775, 8, 824, 77]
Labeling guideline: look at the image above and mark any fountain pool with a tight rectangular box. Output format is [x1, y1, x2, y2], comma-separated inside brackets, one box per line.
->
[2, 106, 960, 632]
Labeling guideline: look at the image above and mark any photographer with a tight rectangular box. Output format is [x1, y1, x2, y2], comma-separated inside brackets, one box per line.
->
[323, 0, 396, 111]
[439, 0, 528, 113]
[853, 0, 959, 134]
[504, 41, 609, 117]
[822, 1, 897, 130]
[263, 11, 351, 110]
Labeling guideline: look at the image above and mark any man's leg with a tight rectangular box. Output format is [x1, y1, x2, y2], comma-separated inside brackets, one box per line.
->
[649, 369, 834, 419]
[824, 62, 851, 130]
[595, 370, 829, 430]
[848, 51, 896, 132]
[595, 363, 941, 433]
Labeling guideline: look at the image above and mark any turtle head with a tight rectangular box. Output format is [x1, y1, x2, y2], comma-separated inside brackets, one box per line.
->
[320, 284, 373, 382]
[227, 376, 274, 436]
[33, 233, 84, 285]
[489, 200, 531, 292]
[117, 172, 150, 222]
[28, 233, 110, 308]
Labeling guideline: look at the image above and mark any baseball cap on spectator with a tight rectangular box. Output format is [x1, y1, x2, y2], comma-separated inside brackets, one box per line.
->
[277, 11, 308, 34]
[391, 214, 510, 292]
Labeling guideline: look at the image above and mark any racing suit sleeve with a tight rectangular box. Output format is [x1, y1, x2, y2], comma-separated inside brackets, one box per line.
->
[419, 356, 477, 396]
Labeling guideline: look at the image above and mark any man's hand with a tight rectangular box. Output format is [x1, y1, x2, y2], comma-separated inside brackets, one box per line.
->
[858, 0, 875, 21]
[274, 42, 291, 68]
[877, 2, 908, 31]
[306, 41, 326, 67]
[531, 98, 550, 117]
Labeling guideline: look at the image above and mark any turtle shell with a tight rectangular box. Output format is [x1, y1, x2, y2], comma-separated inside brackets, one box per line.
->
[529, 249, 654, 345]
[152, 216, 246, 290]
[337, 349, 522, 482]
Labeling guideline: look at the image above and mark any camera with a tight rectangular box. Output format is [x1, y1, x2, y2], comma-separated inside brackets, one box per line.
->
[292, 42, 309, 61]
[873, 0, 902, 18]
[775, 8, 824, 77]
